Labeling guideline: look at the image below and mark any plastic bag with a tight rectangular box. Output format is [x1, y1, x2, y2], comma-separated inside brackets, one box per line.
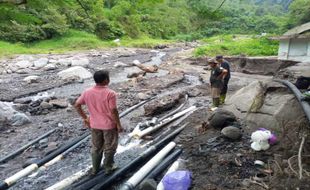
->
[162, 170, 191, 190]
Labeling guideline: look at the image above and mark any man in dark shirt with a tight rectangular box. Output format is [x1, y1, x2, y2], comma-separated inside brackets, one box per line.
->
[216, 55, 231, 105]
[208, 59, 227, 108]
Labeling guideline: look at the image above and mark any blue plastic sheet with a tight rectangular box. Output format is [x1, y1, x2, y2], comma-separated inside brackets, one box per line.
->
[162, 170, 191, 190]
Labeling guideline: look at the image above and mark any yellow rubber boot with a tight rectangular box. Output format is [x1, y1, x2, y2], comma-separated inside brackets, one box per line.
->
[220, 94, 226, 105]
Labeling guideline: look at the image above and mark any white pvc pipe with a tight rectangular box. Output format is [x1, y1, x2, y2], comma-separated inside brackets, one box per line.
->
[134, 106, 196, 138]
[122, 141, 176, 188]
[44, 140, 140, 190]
[157, 158, 184, 190]
[45, 166, 91, 190]
[4, 164, 39, 186]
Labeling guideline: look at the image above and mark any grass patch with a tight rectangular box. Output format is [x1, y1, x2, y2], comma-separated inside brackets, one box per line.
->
[0, 30, 172, 57]
[0, 30, 116, 57]
[121, 36, 172, 48]
[194, 35, 279, 57]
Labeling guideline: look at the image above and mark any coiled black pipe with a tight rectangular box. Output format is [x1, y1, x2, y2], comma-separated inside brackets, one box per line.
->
[274, 79, 310, 124]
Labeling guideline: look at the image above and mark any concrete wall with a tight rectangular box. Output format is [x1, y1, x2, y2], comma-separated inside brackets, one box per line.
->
[279, 38, 310, 62]
[278, 39, 290, 60]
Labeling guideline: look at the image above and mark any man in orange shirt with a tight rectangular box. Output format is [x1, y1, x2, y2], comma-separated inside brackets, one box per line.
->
[75, 70, 123, 175]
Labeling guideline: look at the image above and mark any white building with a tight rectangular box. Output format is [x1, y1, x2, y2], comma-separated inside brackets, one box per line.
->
[276, 22, 310, 62]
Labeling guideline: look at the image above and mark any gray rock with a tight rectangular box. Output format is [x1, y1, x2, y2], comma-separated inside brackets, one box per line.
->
[39, 138, 48, 145]
[40, 101, 53, 109]
[208, 109, 237, 129]
[57, 66, 92, 80]
[8, 65, 18, 72]
[49, 99, 68, 108]
[1, 102, 30, 127]
[137, 92, 150, 100]
[224, 80, 306, 131]
[66, 106, 73, 112]
[133, 60, 141, 65]
[14, 97, 32, 104]
[13, 103, 29, 112]
[33, 58, 48, 68]
[0, 115, 8, 128]
[127, 71, 146, 78]
[16, 60, 32, 68]
[43, 64, 57, 71]
[221, 126, 242, 140]
[10, 113, 31, 126]
[144, 93, 183, 116]
[0, 67, 4, 75]
[114, 61, 127, 68]
[71, 58, 89, 67]
[15, 69, 29, 74]
[44, 142, 58, 155]
[23, 75, 39, 84]
[57, 58, 72, 67]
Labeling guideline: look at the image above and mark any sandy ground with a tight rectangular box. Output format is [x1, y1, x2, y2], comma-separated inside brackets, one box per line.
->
[0, 45, 309, 190]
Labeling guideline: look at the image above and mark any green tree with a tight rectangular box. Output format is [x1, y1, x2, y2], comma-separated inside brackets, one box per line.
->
[288, 0, 310, 26]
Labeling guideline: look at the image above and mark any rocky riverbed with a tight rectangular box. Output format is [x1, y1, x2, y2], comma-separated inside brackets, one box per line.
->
[0, 44, 309, 190]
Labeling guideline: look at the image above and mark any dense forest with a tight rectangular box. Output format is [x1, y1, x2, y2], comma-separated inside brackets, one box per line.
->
[0, 0, 309, 43]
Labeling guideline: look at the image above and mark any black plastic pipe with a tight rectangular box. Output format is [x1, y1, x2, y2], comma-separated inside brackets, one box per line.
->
[274, 79, 310, 124]
[36, 133, 89, 166]
[0, 133, 89, 190]
[0, 99, 148, 190]
[73, 123, 188, 190]
[0, 128, 56, 164]
[120, 97, 153, 118]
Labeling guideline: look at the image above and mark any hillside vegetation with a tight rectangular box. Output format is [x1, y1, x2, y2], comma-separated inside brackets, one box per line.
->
[0, 0, 309, 56]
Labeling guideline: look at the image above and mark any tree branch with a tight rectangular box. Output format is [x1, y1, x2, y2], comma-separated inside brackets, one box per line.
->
[213, 0, 227, 12]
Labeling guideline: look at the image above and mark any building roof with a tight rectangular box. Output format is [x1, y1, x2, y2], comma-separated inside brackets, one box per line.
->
[272, 22, 310, 40]
[284, 22, 310, 36]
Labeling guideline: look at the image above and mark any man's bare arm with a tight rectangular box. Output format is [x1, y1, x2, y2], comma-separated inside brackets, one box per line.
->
[218, 69, 227, 79]
[112, 108, 123, 133]
[74, 102, 90, 128]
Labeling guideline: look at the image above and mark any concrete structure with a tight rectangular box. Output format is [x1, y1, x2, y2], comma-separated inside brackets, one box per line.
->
[275, 22, 310, 62]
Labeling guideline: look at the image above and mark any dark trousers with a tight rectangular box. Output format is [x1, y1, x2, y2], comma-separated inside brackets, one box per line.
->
[91, 128, 118, 173]
[221, 79, 230, 95]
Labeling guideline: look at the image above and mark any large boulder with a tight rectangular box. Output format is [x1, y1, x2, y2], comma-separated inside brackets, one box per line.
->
[71, 58, 89, 67]
[208, 109, 237, 129]
[144, 93, 184, 116]
[57, 66, 92, 80]
[224, 80, 305, 131]
[16, 60, 32, 69]
[33, 58, 49, 68]
[0, 101, 30, 126]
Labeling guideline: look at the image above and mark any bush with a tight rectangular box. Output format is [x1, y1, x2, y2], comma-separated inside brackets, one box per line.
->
[95, 20, 124, 40]
[0, 21, 44, 42]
